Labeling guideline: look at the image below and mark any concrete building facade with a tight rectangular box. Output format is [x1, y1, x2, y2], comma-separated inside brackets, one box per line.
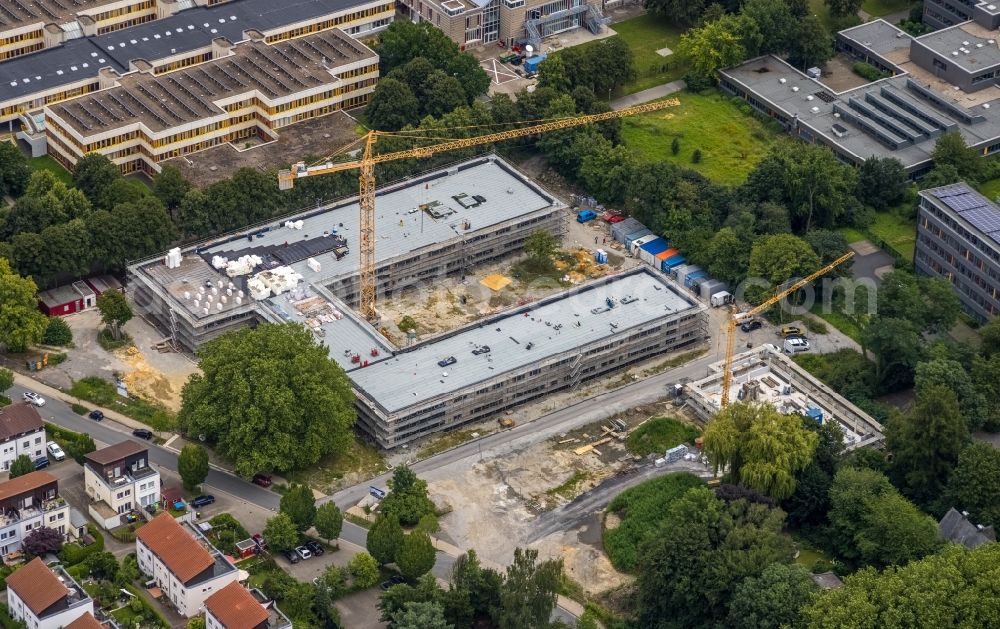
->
[916, 182, 1000, 321]
[0, 471, 73, 559]
[923, 0, 1000, 30]
[0, 403, 46, 472]
[83, 441, 160, 530]
[42, 28, 378, 175]
[5, 558, 95, 629]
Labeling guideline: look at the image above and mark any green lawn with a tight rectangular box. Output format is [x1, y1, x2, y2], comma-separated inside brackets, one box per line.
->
[868, 210, 916, 261]
[861, 0, 913, 17]
[28, 155, 73, 186]
[810, 303, 864, 343]
[621, 90, 787, 185]
[608, 14, 686, 95]
[837, 226, 867, 244]
[808, 0, 835, 30]
[626, 417, 700, 457]
[975, 177, 1000, 203]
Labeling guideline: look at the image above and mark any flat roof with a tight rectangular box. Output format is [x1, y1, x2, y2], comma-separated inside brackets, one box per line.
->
[920, 182, 1000, 247]
[0, 0, 119, 31]
[913, 20, 1000, 72]
[350, 269, 700, 413]
[0, 0, 381, 103]
[50, 29, 374, 135]
[838, 18, 912, 58]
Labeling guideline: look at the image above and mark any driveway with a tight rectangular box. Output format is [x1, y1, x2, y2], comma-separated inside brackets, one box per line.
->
[335, 587, 387, 629]
[849, 240, 896, 285]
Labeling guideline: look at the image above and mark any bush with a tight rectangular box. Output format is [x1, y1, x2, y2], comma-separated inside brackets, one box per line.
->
[47, 353, 67, 366]
[46, 423, 96, 464]
[42, 318, 73, 346]
[209, 513, 250, 543]
[97, 328, 131, 351]
[70, 403, 88, 415]
[604, 473, 705, 572]
[626, 417, 700, 457]
[804, 318, 829, 334]
[852, 62, 888, 82]
[69, 376, 175, 431]
[59, 525, 104, 565]
[692, 149, 703, 163]
[0, 396, 9, 408]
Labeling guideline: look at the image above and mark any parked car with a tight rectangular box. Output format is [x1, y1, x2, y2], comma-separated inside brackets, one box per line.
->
[780, 326, 804, 338]
[740, 320, 763, 333]
[132, 429, 153, 440]
[89, 410, 104, 421]
[295, 546, 312, 560]
[304, 540, 324, 556]
[33, 457, 49, 470]
[252, 533, 267, 550]
[281, 549, 300, 564]
[22, 392, 45, 407]
[437, 356, 457, 367]
[190, 495, 215, 507]
[252, 473, 273, 487]
[783, 337, 810, 354]
[46, 443, 66, 461]
[380, 575, 405, 590]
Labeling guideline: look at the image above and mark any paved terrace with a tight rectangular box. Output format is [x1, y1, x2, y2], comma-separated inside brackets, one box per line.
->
[350, 269, 699, 413]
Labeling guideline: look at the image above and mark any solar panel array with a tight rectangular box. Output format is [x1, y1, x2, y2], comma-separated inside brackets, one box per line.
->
[933, 183, 1000, 245]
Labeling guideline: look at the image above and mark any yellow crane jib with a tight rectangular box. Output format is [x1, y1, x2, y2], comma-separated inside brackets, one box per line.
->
[719, 251, 854, 408]
[277, 97, 680, 321]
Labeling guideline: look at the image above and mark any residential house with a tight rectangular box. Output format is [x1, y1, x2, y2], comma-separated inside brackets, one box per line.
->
[65, 611, 119, 629]
[939, 507, 997, 549]
[0, 471, 72, 560]
[83, 441, 160, 530]
[135, 512, 238, 617]
[5, 557, 95, 629]
[204, 581, 292, 629]
[0, 403, 46, 471]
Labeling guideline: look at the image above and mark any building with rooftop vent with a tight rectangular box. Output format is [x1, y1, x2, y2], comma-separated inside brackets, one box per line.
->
[916, 183, 1000, 321]
[83, 441, 160, 529]
[136, 512, 238, 617]
[924, 0, 1000, 30]
[0, 403, 46, 471]
[42, 27, 378, 175]
[719, 17, 1000, 176]
[5, 557, 96, 629]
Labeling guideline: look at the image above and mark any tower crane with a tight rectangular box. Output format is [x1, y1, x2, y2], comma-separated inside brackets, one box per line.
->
[720, 251, 854, 408]
[278, 98, 680, 321]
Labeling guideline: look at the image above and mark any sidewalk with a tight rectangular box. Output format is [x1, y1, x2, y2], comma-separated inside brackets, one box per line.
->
[611, 79, 685, 110]
[11, 371, 147, 431]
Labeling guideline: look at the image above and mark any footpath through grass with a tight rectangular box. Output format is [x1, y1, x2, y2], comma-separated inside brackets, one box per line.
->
[621, 90, 787, 185]
[69, 376, 176, 431]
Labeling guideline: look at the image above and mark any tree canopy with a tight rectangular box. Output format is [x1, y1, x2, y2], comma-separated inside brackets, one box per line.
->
[314, 502, 344, 544]
[8, 455, 35, 479]
[280, 483, 317, 532]
[727, 563, 817, 629]
[946, 441, 1000, 526]
[0, 258, 48, 352]
[179, 323, 355, 477]
[397, 531, 437, 581]
[380, 464, 437, 527]
[262, 513, 298, 552]
[177, 444, 209, 491]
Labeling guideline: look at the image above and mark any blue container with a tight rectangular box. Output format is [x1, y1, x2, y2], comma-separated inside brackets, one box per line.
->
[640, 238, 669, 256]
[524, 54, 547, 73]
[661, 254, 685, 271]
[684, 270, 707, 288]
[805, 406, 823, 425]
[624, 228, 653, 249]
[577, 209, 597, 223]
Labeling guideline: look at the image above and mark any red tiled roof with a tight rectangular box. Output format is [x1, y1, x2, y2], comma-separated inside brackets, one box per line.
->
[136, 513, 214, 584]
[0, 471, 57, 503]
[64, 612, 105, 629]
[204, 582, 269, 629]
[4, 557, 68, 616]
[0, 403, 43, 440]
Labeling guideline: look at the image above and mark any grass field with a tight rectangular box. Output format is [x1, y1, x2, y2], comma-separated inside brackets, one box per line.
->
[868, 210, 916, 261]
[608, 14, 686, 95]
[862, 0, 912, 17]
[29, 155, 73, 186]
[626, 417, 700, 457]
[621, 90, 786, 185]
[976, 177, 1000, 203]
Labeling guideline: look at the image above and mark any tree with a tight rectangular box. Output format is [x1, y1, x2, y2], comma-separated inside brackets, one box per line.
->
[804, 229, 851, 268]
[862, 316, 924, 392]
[390, 601, 452, 629]
[643, 0, 707, 26]
[153, 165, 191, 213]
[262, 513, 299, 552]
[802, 544, 1000, 628]
[946, 442, 1000, 526]
[41, 317, 72, 347]
[981, 316, 1000, 357]
[375, 20, 463, 72]
[367, 514, 404, 566]
[495, 548, 563, 629]
[914, 358, 987, 430]
[677, 17, 747, 83]
[378, 573, 445, 623]
[396, 531, 436, 581]
[187, 617, 206, 629]
[727, 563, 817, 629]
[314, 502, 343, 544]
[424, 71, 467, 118]
[889, 385, 967, 508]
[0, 142, 30, 198]
[0, 258, 48, 352]
[23, 527, 64, 555]
[921, 277, 961, 333]
[280, 483, 317, 532]
[379, 464, 436, 527]
[637, 487, 793, 627]
[9, 455, 34, 479]
[95, 290, 133, 342]
[348, 552, 380, 589]
[787, 16, 834, 69]
[0, 367, 13, 393]
[449, 549, 502, 622]
[71, 153, 121, 209]
[857, 157, 908, 210]
[931, 131, 983, 182]
[705, 227, 750, 286]
[179, 323, 355, 477]
[366, 78, 420, 131]
[65, 434, 96, 464]
[826, 0, 861, 17]
[703, 402, 819, 500]
[177, 444, 209, 492]
[741, 0, 796, 53]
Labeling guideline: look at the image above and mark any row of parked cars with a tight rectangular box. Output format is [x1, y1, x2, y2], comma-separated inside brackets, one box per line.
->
[738, 323, 812, 354]
[281, 540, 325, 564]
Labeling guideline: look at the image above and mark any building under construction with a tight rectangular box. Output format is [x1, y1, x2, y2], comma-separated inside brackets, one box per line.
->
[685, 346, 884, 450]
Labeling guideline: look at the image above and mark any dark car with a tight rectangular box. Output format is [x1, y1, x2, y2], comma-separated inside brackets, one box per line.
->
[380, 575, 405, 589]
[304, 540, 325, 556]
[740, 320, 763, 333]
[132, 429, 153, 440]
[89, 410, 104, 421]
[437, 356, 457, 368]
[33, 457, 50, 470]
[281, 549, 300, 564]
[252, 473, 273, 487]
[190, 495, 215, 508]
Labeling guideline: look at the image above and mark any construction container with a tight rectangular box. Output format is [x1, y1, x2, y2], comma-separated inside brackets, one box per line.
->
[805, 406, 823, 425]
[673, 264, 695, 283]
[710, 291, 732, 307]
[665, 444, 689, 463]
[661, 254, 685, 272]
[684, 270, 708, 288]
[624, 228, 653, 250]
[630, 233, 658, 255]
[638, 238, 669, 266]
[699, 278, 728, 301]
[524, 54, 547, 73]
[611, 218, 644, 242]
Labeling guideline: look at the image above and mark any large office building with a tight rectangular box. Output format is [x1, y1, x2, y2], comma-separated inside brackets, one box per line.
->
[352, 268, 707, 448]
[43, 28, 378, 174]
[720, 17, 1000, 176]
[916, 182, 1000, 321]
[923, 0, 1000, 30]
[395, 0, 608, 48]
[0, 0, 393, 128]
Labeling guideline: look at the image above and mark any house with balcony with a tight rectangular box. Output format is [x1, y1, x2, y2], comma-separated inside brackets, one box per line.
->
[83, 441, 160, 530]
[204, 581, 292, 629]
[5, 557, 95, 629]
[0, 403, 46, 471]
[0, 471, 73, 561]
[136, 512, 238, 617]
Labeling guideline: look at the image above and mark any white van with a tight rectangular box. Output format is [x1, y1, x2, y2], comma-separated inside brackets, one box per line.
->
[783, 337, 810, 354]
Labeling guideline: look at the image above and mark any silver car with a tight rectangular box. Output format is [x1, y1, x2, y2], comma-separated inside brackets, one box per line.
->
[22, 392, 45, 407]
